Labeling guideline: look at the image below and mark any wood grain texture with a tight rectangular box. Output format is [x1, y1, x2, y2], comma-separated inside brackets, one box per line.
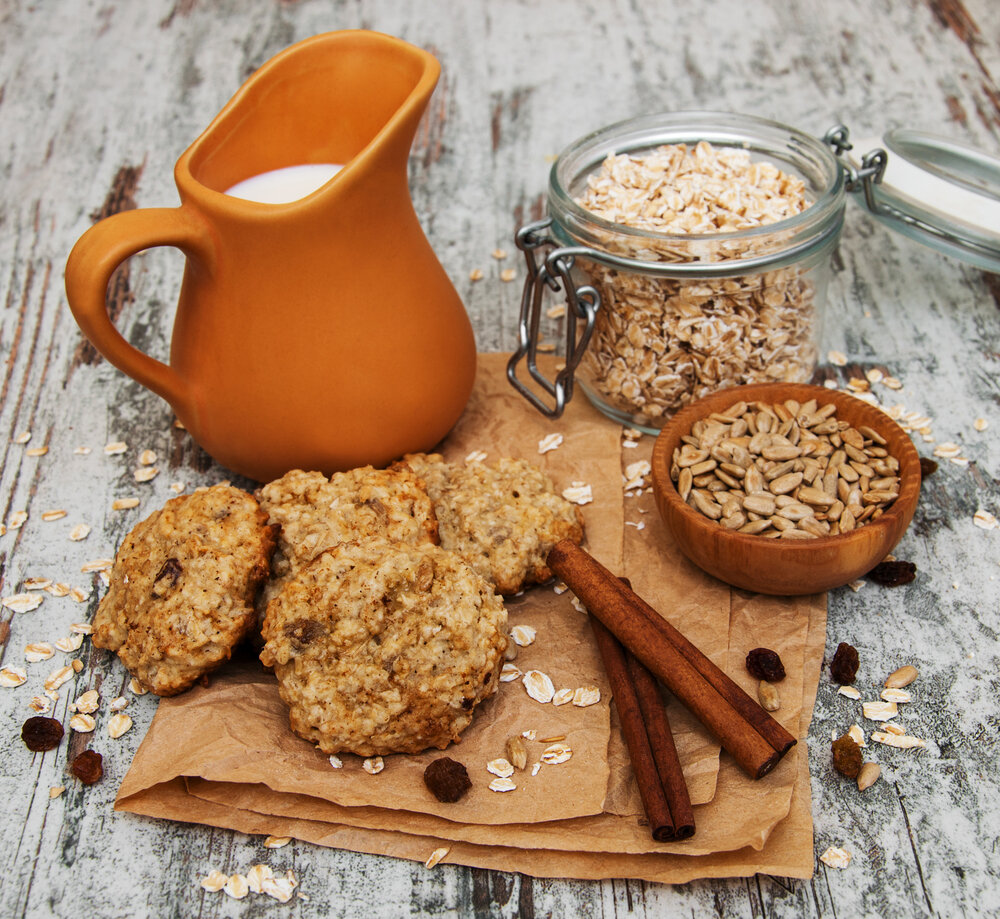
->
[1, 0, 999, 916]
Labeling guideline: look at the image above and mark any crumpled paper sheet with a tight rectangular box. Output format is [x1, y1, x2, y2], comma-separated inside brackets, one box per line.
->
[116, 354, 826, 880]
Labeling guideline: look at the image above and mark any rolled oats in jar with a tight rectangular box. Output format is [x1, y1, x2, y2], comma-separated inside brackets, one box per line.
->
[509, 112, 846, 430]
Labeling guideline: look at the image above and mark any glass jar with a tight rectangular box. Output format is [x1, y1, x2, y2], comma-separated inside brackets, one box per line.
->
[508, 111, 846, 432]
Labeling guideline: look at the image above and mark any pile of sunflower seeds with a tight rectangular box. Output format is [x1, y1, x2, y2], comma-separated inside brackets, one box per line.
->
[668, 397, 901, 538]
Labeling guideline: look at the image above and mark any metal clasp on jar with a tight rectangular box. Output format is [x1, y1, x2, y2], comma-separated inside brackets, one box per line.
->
[506, 217, 601, 418]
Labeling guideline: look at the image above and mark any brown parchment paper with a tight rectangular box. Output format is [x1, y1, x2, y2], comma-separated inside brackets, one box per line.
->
[116, 354, 827, 880]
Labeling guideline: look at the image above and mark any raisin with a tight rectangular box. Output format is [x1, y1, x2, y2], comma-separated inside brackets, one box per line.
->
[284, 618, 326, 651]
[830, 642, 860, 684]
[867, 560, 916, 587]
[746, 648, 785, 682]
[22, 716, 64, 752]
[831, 733, 862, 779]
[423, 757, 472, 803]
[71, 749, 104, 785]
[919, 457, 938, 479]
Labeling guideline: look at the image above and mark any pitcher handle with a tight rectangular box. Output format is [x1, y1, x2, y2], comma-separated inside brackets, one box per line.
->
[65, 206, 210, 415]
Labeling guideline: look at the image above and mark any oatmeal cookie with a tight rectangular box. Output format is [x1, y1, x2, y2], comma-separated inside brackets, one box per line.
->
[399, 454, 584, 594]
[92, 485, 277, 696]
[256, 466, 438, 607]
[260, 538, 507, 756]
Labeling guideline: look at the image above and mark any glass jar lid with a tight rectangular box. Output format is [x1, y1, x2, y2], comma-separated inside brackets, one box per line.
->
[834, 126, 1000, 272]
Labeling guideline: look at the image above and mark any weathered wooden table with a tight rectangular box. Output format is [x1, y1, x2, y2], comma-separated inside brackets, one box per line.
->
[3, 1, 999, 916]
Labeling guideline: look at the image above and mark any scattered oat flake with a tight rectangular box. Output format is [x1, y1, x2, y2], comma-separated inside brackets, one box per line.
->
[625, 459, 651, 481]
[865, 368, 884, 384]
[329, 754, 343, 769]
[883, 376, 903, 390]
[69, 524, 91, 542]
[14, 432, 31, 444]
[571, 596, 587, 614]
[104, 441, 127, 455]
[262, 876, 296, 903]
[500, 663, 522, 683]
[974, 510, 998, 531]
[69, 586, 90, 603]
[41, 510, 67, 522]
[24, 578, 52, 591]
[4, 593, 43, 613]
[538, 432, 564, 454]
[872, 731, 926, 749]
[264, 835, 291, 848]
[847, 579, 865, 593]
[25, 642, 55, 663]
[531, 762, 542, 776]
[487, 758, 514, 778]
[200, 870, 228, 892]
[847, 724, 866, 747]
[562, 483, 593, 505]
[552, 688, 574, 706]
[9, 510, 27, 529]
[223, 873, 249, 900]
[71, 659, 84, 673]
[110, 696, 129, 712]
[47, 583, 70, 597]
[74, 689, 99, 714]
[70, 622, 93, 635]
[820, 847, 852, 869]
[73, 446, 91, 455]
[465, 450, 487, 464]
[112, 497, 140, 511]
[553, 582, 567, 595]
[469, 268, 484, 282]
[134, 466, 159, 483]
[882, 721, 906, 736]
[69, 713, 96, 733]
[425, 846, 449, 869]
[169, 482, 185, 494]
[974, 418, 988, 432]
[492, 248, 508, 260]
[510, 624, 536, 647]
[138, 449, 157, 465]
[45, 664, 75, 691]
[546, 304, 567, 319]
[246, 864, 274, 894]
[107, 712, 133, 738]
[49, 786, 65, 799]
[523, 670, 555, 703]
[827, 350, 848, 366]
[489, 777, 517, 792]
[881, 687, 912, 703]
[26, 446, 48, 457]
[129, 677, 148, 695]
[500, 268, 517, 282]
[862, 701, 898, 722]
[81, 559, 113, 573]
[838, 685, 861, 700]
[363, 756, 384, 775]
[0, 667, 27, 688]
[521, 730, 537, 741]
[573, 686, 601, 707]
[541, 743, 573, 765]
[30, 696, 51, 714]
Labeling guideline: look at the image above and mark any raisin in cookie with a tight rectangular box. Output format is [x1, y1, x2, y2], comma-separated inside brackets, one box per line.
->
[256, 466, 438, 608]
[92, 485, 277, 696]
[399, 453, 584, 594]
[260, 537, 507, 755]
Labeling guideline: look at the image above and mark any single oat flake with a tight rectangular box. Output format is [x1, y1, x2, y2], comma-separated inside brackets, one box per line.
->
[562, 482, 593, 505]
[522, 670, 555, 704]
[199, 868, 226, 893]
[552, 688, 574, 706]
[3, 593, 44, 613]
[838, 685, 861, 700]
[827, 350, 848, 367]
[138, 449, 157, 465]
[14, 432, 31, 444]
[55, 634, 84, 653]
[49, 786, 65, 799]
[69, 524, 91, 542]
[128, 677, 148, 695]
[223, 874, 249, 900]
[25, 642, 55, 663]
[262, 876, 297, 903]
[329, 754, 343, 769]
[41, 510, 67, 522]
[573, 686, 601, 707]
[134, 466, 159, 483]
[25, 446, 48, 457]
[538, 433, 564, 454]
[264, 835, 291, 849]
[24, 578, 52, 591]
[820, 846, 852, 869]
[363, 756, 384, 775]
[107, 712, 133, 738]
[0, 667, 28, 688]
[425, 847, 450, 869]
[465, 450, 487, 464]
[872, 731, 926, 749]
[510, 625, 536, 647]
[44, 665, 75, 692]
[8, 511, 28, 529]
[112, 497, 140, 511]
[81, 558, 113, 573]
[974, 510, 998, 531]
[500, 268, 517, 282]
[488, 777, 517, 793]
[468, 268, 484, 282]
[541, 743, 573, 765]
[881, 687, 912, 703]
[74, 689, 99, 714]
[104, 441, 128, 455]
[246, 864, 273, 894]
[862, 701, 898, 722]
[487, 758, 514, 779]
[109, 696, 129, 712]
[69, 713, 96, 733]
[974, 417, 989, 432]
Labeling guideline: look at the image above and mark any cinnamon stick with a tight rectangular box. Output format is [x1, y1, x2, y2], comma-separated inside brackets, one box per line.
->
[547, 539, 793, 778]
[626, 652, 695, 839]
[589, 617, 677, 841]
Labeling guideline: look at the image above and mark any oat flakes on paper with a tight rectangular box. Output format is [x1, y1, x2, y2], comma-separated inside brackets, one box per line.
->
[522, 669, 555, 703]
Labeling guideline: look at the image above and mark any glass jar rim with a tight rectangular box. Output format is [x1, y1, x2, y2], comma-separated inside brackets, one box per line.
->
[548, 110, 845, 250]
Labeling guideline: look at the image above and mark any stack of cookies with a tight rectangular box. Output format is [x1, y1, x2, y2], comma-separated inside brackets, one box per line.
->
[92, 455, 584, 757]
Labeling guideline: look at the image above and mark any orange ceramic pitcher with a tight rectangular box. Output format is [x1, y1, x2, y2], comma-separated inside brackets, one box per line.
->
[65, 31, 476, 482]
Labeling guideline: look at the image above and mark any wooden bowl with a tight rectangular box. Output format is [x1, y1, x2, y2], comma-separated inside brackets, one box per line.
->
[651, 382, 921, 596]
